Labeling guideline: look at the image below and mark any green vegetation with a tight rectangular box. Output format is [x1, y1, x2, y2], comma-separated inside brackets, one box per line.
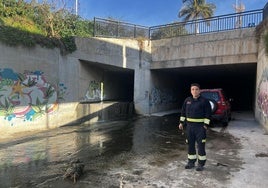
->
[150, 24, 188, 39]
[0, 0, 94, 54]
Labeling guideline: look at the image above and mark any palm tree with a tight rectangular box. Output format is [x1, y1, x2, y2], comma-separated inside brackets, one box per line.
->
[178, 0, 216, 34]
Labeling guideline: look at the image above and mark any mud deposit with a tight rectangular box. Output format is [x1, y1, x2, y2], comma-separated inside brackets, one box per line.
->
[0, 115, 242, 188]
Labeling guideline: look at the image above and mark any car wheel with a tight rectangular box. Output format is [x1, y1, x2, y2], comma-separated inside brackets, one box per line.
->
[208, 100, 217, 113]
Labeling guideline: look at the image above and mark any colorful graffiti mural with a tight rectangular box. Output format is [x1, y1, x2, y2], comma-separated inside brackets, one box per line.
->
[257, 68, 268, 117]
[0, 68, 67, 124]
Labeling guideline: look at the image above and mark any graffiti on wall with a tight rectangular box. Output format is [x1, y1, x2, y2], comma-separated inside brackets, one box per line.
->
[257, 68, 268, 117]
[149, 87, 177, 105]
[84, 80, 101, 100]
[0, 68, 67, 123]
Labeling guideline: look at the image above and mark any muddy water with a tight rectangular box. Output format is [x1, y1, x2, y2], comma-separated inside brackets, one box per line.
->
[0, 115, 241, 188]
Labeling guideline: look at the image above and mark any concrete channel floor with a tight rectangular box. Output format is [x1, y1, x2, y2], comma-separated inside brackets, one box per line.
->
[0, 111, 267, 188]
[151, 110, 268, 188]
[221, 111, 268, 188]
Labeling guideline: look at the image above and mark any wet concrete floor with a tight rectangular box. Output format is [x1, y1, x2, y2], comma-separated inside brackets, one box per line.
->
[0, 114, 244, 188]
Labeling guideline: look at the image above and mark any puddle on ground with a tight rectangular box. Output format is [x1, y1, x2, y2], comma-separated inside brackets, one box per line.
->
[255, 152, 268, 157]
[0, 114, 243, 187]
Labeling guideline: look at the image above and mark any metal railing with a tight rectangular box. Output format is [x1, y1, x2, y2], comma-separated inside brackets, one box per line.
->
[93, 17, 149, 39]
[93, 9, 263, 40]
[150, 9, 263, 40]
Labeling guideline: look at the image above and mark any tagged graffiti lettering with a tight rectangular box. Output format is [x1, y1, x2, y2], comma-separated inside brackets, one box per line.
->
[149, 87, 176, 105]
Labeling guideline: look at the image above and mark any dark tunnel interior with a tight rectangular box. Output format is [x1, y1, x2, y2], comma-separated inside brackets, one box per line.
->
[157, 63, 257, 111]
[82, 61, 135, 102]
[86, 61, 256, 112]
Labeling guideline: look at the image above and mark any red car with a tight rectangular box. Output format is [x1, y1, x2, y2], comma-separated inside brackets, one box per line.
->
[200, 88, 232, 126]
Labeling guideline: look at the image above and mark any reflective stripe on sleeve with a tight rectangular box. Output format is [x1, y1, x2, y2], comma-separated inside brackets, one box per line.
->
[180, 116, 186, 121]
[202, 139, 206, 143]
[204, 118, 210, 125]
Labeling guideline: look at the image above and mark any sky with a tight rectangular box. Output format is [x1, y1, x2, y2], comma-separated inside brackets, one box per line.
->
[38, 0, 268, 26]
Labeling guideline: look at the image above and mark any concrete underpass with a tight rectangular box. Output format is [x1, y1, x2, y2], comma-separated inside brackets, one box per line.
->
[82, 61, 257, 114]
[1, 6, 268, 139]
[152, 63, 257, 111]
[80, 60, 135, 102]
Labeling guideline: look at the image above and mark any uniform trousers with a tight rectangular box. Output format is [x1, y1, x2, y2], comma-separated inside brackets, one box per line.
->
[186, 122, 207, 166]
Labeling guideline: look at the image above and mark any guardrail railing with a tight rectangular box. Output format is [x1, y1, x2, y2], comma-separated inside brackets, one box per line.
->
[150, 9, 263, 40]
[93, 17, 149, 39]
[93, 9, 263, 40]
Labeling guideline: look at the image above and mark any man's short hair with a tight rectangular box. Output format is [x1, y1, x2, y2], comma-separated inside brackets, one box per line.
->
[191, 83, 200, 89]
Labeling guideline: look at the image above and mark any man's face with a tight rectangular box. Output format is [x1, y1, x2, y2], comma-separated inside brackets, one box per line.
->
[191, 86, 200, 98]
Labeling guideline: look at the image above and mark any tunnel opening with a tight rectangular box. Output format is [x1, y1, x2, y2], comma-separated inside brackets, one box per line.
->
[79, 60, 134, 103]
[151, 63, 257, 112]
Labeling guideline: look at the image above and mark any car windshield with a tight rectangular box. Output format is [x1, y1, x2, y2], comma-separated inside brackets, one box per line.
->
[201, 91, 220, 101]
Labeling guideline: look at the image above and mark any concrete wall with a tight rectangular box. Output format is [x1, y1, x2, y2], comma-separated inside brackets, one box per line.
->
[0, 44, 87, 138]
[149, 71, 179, 113]
[71, 37, 152, 115]
[0, 28, 265, 139]
[151, 28, 257, 69]
[255, 38, 268, 132]
[0, 37, 151, 139]
[149, 28, 258, 114]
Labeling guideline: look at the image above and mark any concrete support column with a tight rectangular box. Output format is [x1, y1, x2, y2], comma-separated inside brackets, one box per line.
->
[133, 64, 151, 115]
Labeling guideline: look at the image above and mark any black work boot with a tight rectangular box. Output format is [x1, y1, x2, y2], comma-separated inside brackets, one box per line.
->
[185, 162, 195, 169]
[196, 164, 204, 171]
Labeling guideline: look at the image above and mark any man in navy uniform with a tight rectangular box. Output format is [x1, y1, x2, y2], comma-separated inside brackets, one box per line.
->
[178, 83, 211, 171]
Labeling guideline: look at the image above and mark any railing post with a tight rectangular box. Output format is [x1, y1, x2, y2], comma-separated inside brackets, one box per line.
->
[217, 17, 219, 32]
[93, 17, 96, 37]
[148, 27, 151, 40]
[116, 21, 119, 37]
[134, 25, 136, 38]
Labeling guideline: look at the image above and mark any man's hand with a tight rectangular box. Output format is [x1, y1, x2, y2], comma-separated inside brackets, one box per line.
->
[178, 123, 184, 130]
